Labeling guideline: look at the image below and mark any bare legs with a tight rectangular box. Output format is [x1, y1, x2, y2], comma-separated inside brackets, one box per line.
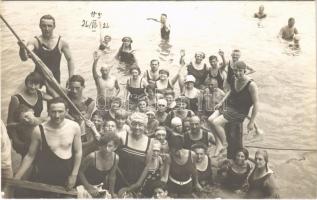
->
[208, 111, 228, 156]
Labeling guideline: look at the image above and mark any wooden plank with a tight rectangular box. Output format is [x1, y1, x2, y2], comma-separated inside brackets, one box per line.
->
[2, 178, 77, 196]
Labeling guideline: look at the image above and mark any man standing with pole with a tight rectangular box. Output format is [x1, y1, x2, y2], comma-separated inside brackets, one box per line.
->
[18, 14, 74, 93]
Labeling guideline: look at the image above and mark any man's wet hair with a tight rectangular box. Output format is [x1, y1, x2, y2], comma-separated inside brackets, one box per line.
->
[69, 75, 85, 87]
[25, 72, 44, 87]
[191, 142, 208, 152]
[40, 14, 56, 26]
[232, 49, 241, 53]
[209, 55, 218, 62]
[288, 17, 295, 22]
[150, 59, 160, 65]
[161, 13, 167, 17]
[47, 97, 68, 110]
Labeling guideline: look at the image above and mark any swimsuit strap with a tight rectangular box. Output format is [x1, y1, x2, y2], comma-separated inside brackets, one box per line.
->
[139, 77, 143, 88]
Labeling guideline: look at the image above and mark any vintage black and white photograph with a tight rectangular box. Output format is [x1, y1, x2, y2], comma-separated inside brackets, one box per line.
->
[1, 1, 316, 198]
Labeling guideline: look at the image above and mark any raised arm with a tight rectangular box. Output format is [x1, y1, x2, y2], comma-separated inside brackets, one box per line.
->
[14, 127, 41, 179]
[61, 39, 75, 79]
[218, 49, 227, 71]
[247, 82, 259, 132]
[92, 51, 101, 87]
[146, 18, 160, 23]
[114, 79, 120, 96]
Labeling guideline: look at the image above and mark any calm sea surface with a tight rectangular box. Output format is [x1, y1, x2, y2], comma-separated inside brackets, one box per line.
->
[1, 1, 316, 198]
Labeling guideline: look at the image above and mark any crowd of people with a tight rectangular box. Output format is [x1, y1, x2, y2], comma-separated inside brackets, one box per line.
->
[0, 8, 300, 198]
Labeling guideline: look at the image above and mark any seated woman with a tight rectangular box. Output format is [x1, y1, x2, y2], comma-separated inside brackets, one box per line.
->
[183, 75, 202, 114]
[126, 67, 148, 111]
[7, 72, 48, 157]
[208, 61, 259, 156]
[115, 36, 138, 69]
[78, 134, 121, 198]
[167, 135, 202, 198]
[218, 148, 253, 192]
[118, 141, 169, 198]
[192, 143, 213, 187]
[115, 112, 154, 193]
[154, 68, 182, 95]
[246, 150, 279, 199]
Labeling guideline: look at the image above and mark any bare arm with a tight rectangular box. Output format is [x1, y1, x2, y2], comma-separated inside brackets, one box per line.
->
[248, 82, 259, 130]
[191, 151, 203, 191]
[14, 127, 41, 179]
[246, 66, 256, 75]
[108, 155, 119, 196]
[70, 125, 82, 177]
[171, 64, 186, 86]
[19, 39, 36, 61]
[61, 40, 75, 79]
[160, 155, 170, 183]
[78, 153, 95, 189]
[86, 100, 96, 119]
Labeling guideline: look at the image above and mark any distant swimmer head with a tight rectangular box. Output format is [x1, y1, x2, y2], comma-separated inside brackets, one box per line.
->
[104, 35, 112, 42]
[259, 5, 265, 12]
[122, 36, 133, 43]
[288, 17, 295, 27]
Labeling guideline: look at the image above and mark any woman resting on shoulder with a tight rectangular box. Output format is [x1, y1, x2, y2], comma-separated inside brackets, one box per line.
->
[245, 150, 279, 199]
[218, 148, 254, 193]
[78, 134, 121, 198]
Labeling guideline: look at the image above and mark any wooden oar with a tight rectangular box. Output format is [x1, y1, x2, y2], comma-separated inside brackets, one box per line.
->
[2, 178, 77, 196]
[0, 15, 100, 140]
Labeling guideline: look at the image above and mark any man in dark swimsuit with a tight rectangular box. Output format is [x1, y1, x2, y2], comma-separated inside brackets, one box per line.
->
[14, 97, 82, 198]
[18, 15, 74, 94]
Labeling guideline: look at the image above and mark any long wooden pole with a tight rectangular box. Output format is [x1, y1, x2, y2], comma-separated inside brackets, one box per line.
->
[2, 178, 77, 196]
[0, 15, 100, 139]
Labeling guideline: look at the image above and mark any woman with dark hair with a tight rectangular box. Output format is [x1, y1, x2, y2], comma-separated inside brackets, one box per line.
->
[78, 134, 121, 198]
[166, 135, 202, 198]
[166, 96, 194, 127]
[219, 148, 253, 192]
[246, 150, 279, 199]
[126, 67, 148, 110]
[115, 37, 137, 68]
[7, 72, 48, 156]
[192, 142, 213, 187]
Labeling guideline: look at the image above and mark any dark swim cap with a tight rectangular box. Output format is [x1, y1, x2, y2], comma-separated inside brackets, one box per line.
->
[122, 36, 133, 43]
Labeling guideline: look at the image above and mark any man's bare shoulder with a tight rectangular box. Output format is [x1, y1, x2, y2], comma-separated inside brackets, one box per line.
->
[62, 119, 81, 135]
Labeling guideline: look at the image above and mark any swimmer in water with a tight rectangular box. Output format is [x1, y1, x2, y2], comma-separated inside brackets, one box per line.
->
[278, 17, 298, 42]
[147, 13, 171, 42]
[254, 5, 266, 19]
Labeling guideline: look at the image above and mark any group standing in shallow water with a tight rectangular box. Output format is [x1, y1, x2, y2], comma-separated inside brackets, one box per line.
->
[1, 7, 303, 197]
